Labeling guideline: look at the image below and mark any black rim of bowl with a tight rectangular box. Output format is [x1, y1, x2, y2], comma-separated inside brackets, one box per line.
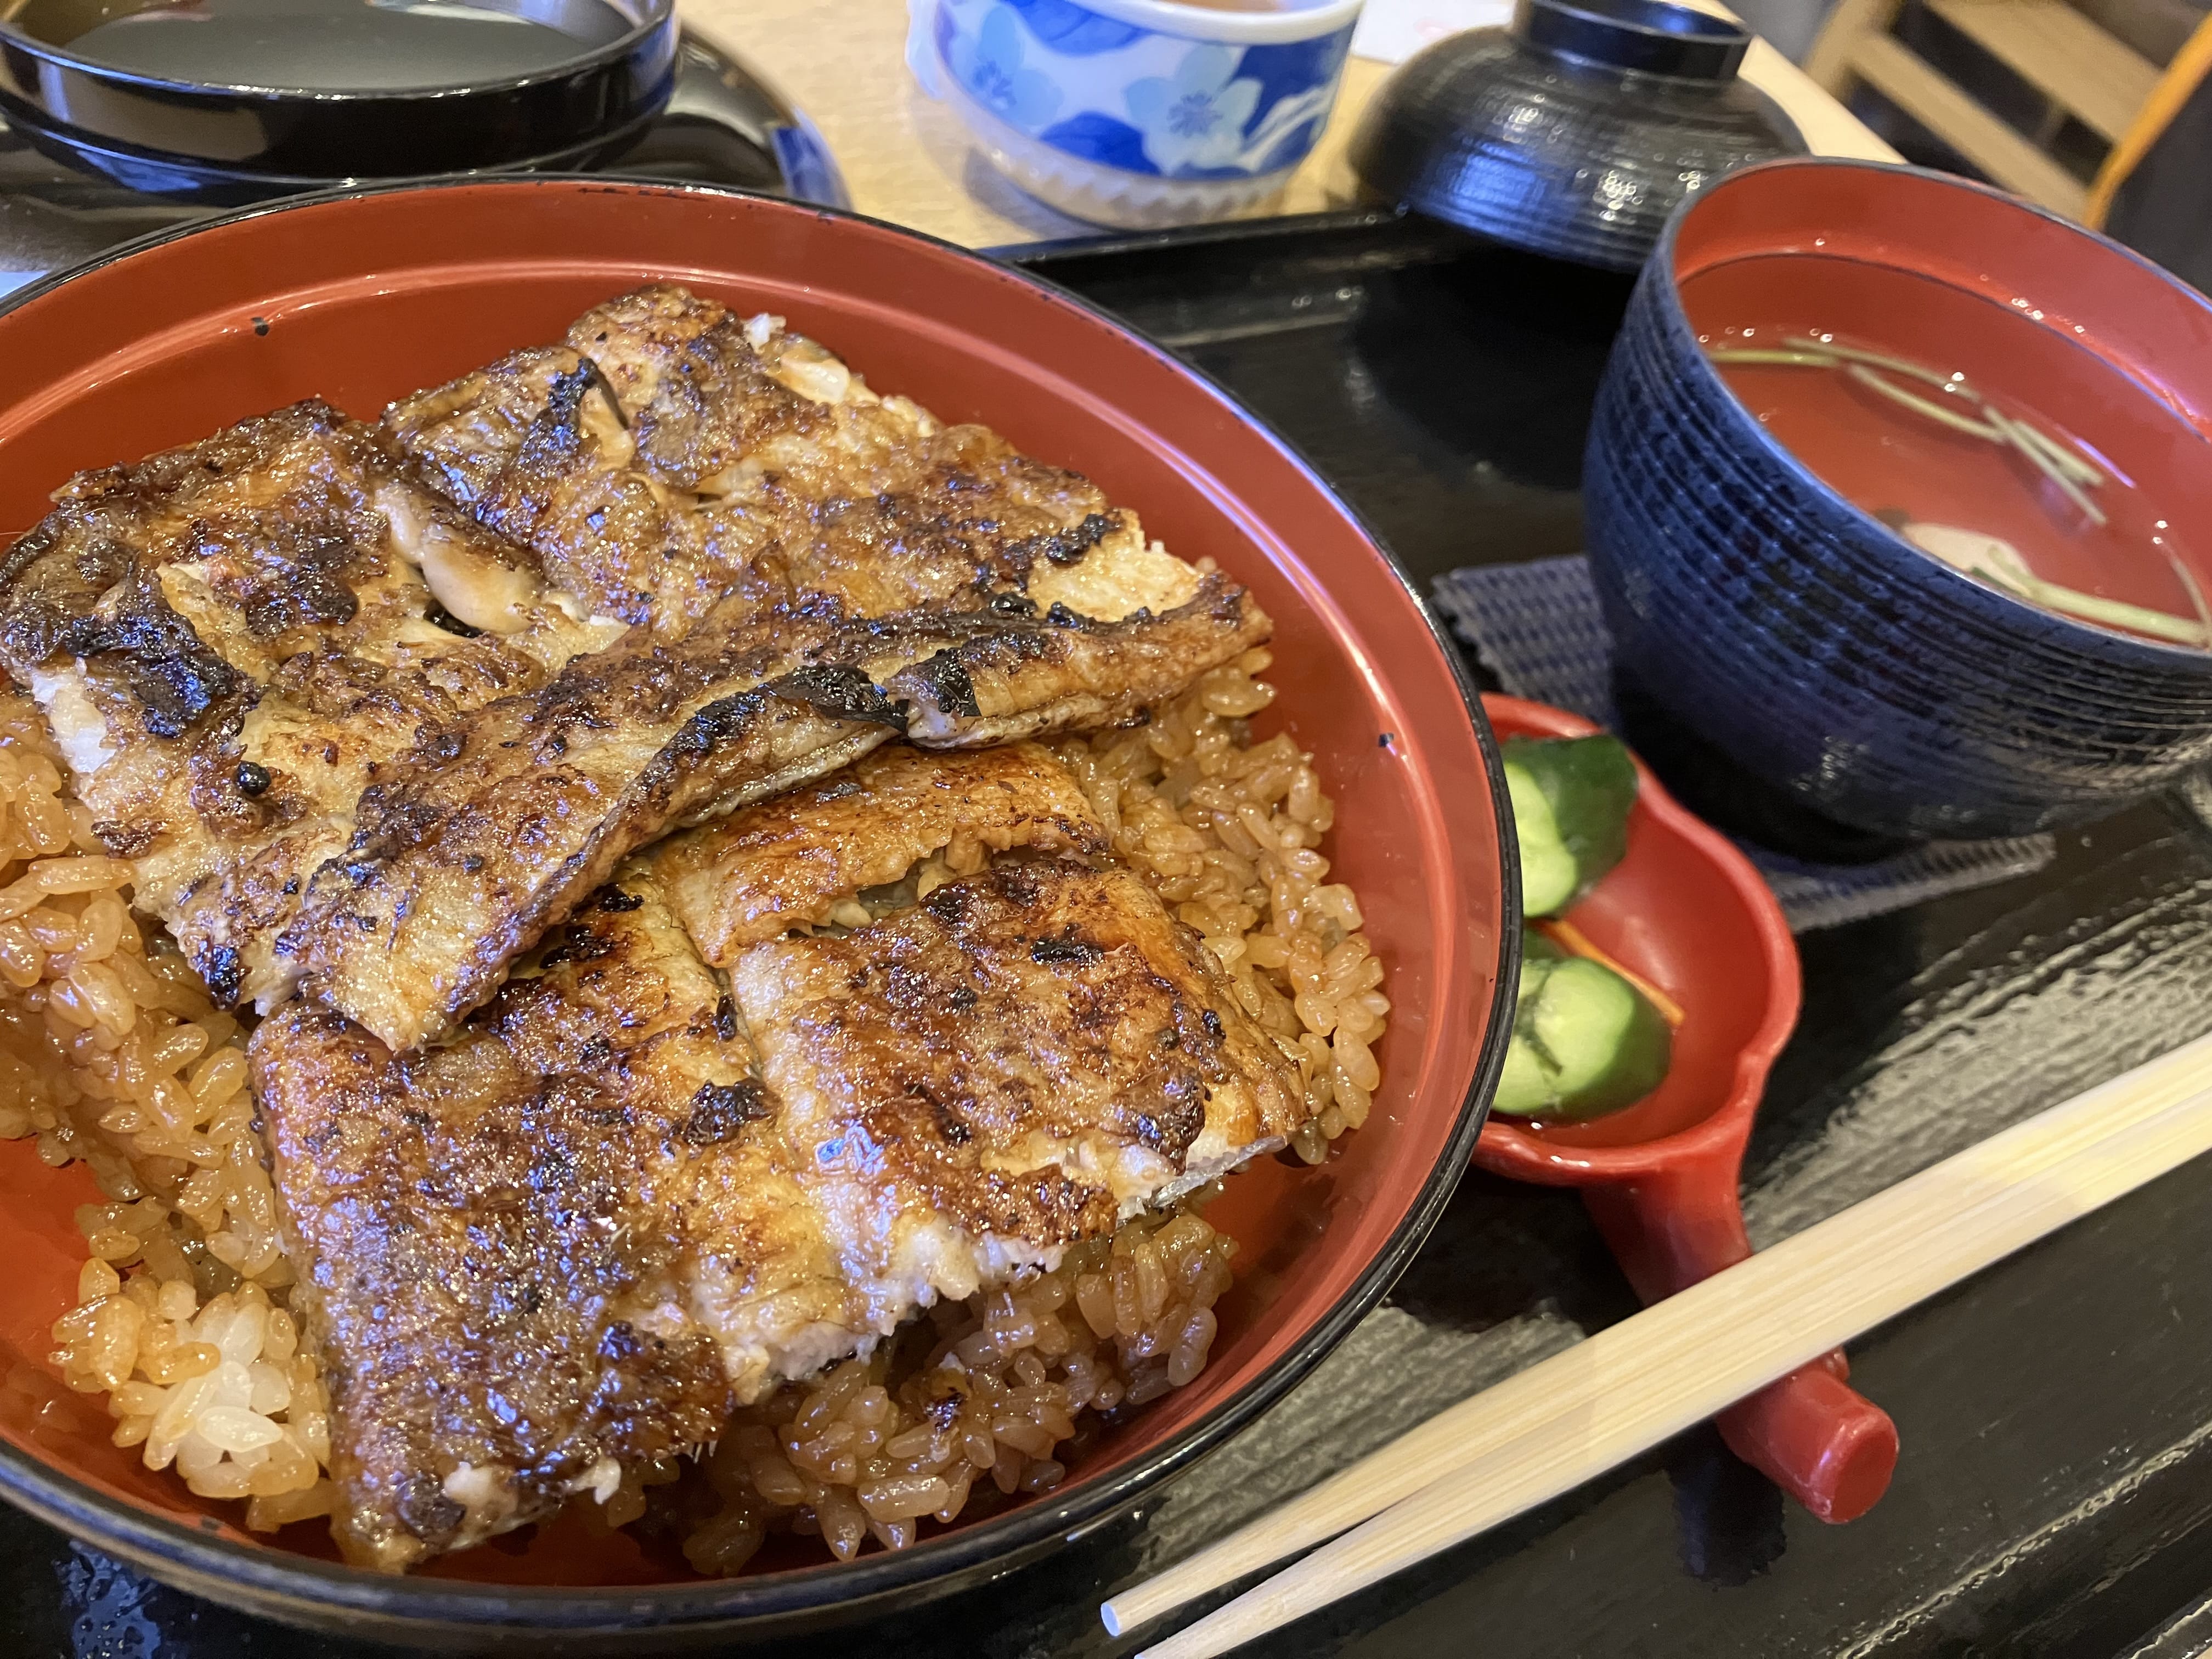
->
[1654, 154, 2212, 669]
[0, 93, 670, 198]
[0, 0, 679, 178]
[0, 0, 669, 99]
[0, 176, 1521, 1636]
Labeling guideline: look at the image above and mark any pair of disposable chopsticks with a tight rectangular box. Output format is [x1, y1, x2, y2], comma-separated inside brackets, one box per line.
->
[1102, 1030, 2212, 1659]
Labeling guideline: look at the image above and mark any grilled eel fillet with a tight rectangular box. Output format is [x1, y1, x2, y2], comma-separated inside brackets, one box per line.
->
[281, 577, 1260, 1053]
[3, 296, 1263, 1050]
[687, 744, 1300, 1297]
[282, 287, 1268, 1051]
[384, 284, 1209, 640]
[257, 755, 1301, 1571]
[654, 741, 1109, 964]
[255, 868, 855, 1572]
[730, 855, 1306, 1304]
[0, 403, 623, 1010]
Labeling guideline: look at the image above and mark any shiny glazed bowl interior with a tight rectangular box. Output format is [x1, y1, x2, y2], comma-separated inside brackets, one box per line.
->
[1584, 157, 2212, 840]
[0, 180, 1513, 1647]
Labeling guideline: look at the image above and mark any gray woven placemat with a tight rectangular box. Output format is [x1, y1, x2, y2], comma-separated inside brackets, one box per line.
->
[1433, 557, 2057, 933]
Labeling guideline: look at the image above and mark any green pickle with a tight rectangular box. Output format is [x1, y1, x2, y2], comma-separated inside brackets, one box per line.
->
[1493, 927, 1672, 1121]
[1501, 734, 1638, 916]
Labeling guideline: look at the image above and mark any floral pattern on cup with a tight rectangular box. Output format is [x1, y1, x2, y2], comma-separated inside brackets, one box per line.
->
[1126, 46, 1261, 174]
[921, 0, 1359, 181]
[948, 4, 1065, 129]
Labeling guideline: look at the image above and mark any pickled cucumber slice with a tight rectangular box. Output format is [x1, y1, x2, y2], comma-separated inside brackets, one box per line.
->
[1505, 761, 1579, 916]
[1493, 927, 1672, 1121]
[1531, 959, 1671, 1114]
[1501, 735, 1638, 917]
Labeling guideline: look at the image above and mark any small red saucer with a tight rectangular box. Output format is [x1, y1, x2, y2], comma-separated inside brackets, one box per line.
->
[1476, 693, 1898, 1523]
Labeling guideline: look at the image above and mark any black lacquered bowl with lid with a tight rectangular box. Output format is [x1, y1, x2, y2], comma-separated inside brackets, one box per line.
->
[1348, 0, 1805, 272]
[0, 0, 680, 199]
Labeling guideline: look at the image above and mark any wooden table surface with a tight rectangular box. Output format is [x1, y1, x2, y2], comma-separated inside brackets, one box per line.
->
[679, 0, 1903, 250]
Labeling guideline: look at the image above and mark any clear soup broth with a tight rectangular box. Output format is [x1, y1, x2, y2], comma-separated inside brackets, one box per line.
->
[1686, 255, 2212, 649]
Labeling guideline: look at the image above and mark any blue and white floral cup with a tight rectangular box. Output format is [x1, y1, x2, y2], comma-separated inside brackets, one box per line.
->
[909, 0, 1364, 228]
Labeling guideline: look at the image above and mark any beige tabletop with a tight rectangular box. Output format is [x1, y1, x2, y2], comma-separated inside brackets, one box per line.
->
[679, 0, 1902, 250]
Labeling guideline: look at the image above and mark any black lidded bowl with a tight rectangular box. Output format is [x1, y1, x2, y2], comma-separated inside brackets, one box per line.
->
[1583, 156, 2212, 842]
[0, 0, 679, 199]
[1347, 0, 1804, 273]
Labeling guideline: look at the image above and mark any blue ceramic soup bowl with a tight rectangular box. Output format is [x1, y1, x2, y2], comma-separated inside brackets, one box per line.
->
[1584, 157, 2212, 840]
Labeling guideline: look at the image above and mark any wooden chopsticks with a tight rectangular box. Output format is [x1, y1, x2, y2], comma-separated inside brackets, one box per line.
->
[1103, 1030, 2212, 1658]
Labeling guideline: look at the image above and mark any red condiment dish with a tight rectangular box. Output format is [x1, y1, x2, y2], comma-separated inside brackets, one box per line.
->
[0, 179, 1514, 1647]
[1476, 693, 1898, 1523]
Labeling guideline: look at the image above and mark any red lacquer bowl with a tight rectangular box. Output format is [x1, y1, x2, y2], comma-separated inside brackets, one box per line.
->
[1476, 695, 1897, 1523]
[0, 182, 1514, 1647]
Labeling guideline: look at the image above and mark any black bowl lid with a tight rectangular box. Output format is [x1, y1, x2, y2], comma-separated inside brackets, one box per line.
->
[1517, 0, 1752, 80]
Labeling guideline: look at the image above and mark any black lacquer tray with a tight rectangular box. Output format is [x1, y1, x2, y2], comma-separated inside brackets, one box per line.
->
[9, 208, 2212, 1659]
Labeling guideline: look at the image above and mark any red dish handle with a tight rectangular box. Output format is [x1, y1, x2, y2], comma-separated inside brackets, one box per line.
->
[1580, 1155, 1899, 1523]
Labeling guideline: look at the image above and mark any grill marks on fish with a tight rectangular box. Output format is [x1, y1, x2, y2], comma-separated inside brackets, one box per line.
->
[284, 563, 1263, 1053]
[291, 287, 1265, 1051]
[43, 558, 247, 740]
[0, 403, 612, 1010]
[654, 741, 1109, 964]
[384, 283, 1227, 642]
[257, 842, 1300, 1573]
[886, 572, 1265, 744]
[385, 344, 707, 630]
[259, 844, 1301, 1572]
[731, 857, 1305, 1317]
[282, 603, 1017, 1053]
[4, 289, 1266, 1066]
[252, 870, 854, 1572]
